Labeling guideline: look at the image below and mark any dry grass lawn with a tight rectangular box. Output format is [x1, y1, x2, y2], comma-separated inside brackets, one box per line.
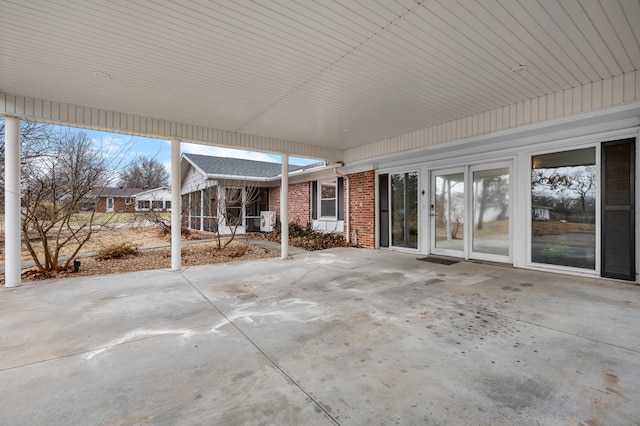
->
[0, 225, 276, 284]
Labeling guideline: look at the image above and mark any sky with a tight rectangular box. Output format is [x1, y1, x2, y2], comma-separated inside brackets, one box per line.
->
[81, 128, 319, 171]
[37, 124, 319, 178]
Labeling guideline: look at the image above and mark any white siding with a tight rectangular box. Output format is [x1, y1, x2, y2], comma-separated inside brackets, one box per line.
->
[181, 167, 211, 194]
[312, 220, 344, 234]
[345, 71, 640, 163]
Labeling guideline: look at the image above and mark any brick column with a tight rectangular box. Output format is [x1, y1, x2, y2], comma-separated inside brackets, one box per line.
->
[347, 170, 375, 248]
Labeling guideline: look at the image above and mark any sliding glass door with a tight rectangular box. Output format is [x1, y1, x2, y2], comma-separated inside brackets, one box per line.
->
[390, 171, 418, 249]
[431, 163, 512, 262]
[471, 164, 511, 261]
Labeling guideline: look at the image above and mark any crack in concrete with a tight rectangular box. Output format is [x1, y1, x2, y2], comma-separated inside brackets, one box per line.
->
[181, 271, 341, 426]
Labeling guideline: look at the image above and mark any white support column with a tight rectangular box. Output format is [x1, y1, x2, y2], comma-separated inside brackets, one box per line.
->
[4, 117, 21, 287]
[345, 176, 350, 243]
[171, 139, 181, 271]
[281, 154, 289, 259]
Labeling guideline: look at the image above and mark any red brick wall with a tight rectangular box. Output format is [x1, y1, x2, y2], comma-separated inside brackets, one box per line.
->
[269, 187, 279, 217]
[288, 182, 311, 226]
[95, 197, 136, 213]
[269, 182, 311, 227]
[347, 170, 375, 248]
[96, 197, 107, 212]
[268, 174, 376, 248]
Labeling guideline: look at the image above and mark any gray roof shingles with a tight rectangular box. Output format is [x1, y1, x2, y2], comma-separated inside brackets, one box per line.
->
[184, 154, 320, 179]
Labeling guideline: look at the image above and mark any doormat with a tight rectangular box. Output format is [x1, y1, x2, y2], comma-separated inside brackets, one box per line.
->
[417, 256, 459, 265]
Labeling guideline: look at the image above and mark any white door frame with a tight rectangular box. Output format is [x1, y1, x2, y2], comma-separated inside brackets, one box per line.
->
[428, 161, 513, 263]
[468, 161, 513, 263]
[388, 170, 420, 251]
[430, 166, 467, 258]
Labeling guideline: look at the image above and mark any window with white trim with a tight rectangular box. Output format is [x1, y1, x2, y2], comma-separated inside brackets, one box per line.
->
[320, 180, 337, 218]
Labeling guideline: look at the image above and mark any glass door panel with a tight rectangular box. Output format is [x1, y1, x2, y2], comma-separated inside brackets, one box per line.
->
[391, 171, 418, 249]
[531, 148, 596, 269]
[472, 167, 510, 259]
[432, 171, 465, 254]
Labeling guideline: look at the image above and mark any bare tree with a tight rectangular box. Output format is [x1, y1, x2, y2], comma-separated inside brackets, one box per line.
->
[20, 129, 115, 273]
[568, 166, 596, 213]
[475, 175, 508, 231]
[0, 119, 51, 156]
[532, 165, 596, 214]
[119, 155, 169, 189]
[0, 119, 52, 210]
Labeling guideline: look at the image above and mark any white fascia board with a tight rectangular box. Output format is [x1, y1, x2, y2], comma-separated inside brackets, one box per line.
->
[200, 162, 337, 185]
[134, 186, 171, 197]
[232, 162, 340, 184]
[205, 173, 272, 183]
[287, 166, 341, 184]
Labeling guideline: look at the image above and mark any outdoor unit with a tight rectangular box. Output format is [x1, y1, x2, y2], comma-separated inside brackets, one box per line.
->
[260, 211, 276, 232]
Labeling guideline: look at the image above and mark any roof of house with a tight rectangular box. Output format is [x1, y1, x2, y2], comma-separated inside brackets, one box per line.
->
[90, 187, 145, 197]
[134, 186, 171, 197]
[183, 154, 322, 179]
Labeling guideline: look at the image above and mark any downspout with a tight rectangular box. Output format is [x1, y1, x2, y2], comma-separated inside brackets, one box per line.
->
[334, 165, 350, 243]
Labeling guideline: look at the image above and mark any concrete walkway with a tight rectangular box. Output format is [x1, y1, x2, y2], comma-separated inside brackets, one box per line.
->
[1, 248, 639, 425]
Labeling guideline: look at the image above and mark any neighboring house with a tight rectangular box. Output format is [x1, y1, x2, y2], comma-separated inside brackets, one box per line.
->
[134, 187, 172, 211]
[89, 187, 144, 213]
[180, 154, 344, 235]
[532, 206, 551, 221]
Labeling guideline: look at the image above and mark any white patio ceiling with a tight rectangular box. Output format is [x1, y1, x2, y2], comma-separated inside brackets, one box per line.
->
[1, 0, 639, 162]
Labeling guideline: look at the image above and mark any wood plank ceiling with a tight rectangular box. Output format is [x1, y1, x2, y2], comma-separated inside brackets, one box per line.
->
[1, 0, 639, 154]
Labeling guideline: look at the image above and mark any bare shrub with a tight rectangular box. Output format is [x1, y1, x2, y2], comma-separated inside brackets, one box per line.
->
[96, 242, 140, 260]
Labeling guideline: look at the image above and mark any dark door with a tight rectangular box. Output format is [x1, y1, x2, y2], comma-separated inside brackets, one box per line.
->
[601, 139, 635, 280]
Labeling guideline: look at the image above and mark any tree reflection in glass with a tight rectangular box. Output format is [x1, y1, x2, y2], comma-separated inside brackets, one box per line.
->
[473, 168, 509, 256]
[434, 173, 465, 251]
[391, 172, 418, 248]
[531, 148, 596, 269]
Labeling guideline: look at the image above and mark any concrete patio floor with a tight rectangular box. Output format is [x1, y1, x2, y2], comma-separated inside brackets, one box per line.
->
[1, 248, 639, 425]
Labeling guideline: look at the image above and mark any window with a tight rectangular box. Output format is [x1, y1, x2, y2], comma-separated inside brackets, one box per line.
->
[246, 187, 269, 232]
[125, 197, 133, 205]
[164, 200, 171, 210]
[312, 178, 344, 221]
[190, 190, 202, 230]
[152, 200, 163, 210]
[320, 181, 337, 218]
[531, 147, 596, 269]
[137, 200, 150, 210]
[225, 188, 243, 226]
[181, 194, 189, 227]
[202, 187, 217, 232]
